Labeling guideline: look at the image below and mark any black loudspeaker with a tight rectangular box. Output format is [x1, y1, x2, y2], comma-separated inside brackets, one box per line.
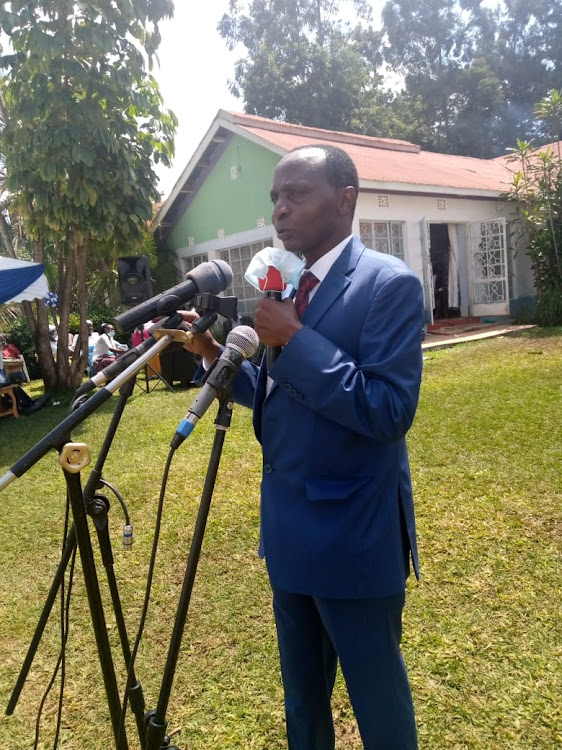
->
[117, 256, 152, 305]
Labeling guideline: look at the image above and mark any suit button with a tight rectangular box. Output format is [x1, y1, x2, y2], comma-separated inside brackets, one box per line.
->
[263, 464, 273, 474]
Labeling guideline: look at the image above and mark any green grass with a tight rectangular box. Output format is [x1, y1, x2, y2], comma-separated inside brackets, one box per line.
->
[0, 329, 561, 749]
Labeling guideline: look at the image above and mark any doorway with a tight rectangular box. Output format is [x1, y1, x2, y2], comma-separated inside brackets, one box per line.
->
[429, 223, 460, 319]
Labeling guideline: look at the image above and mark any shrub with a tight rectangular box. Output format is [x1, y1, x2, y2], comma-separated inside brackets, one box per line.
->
[535, 288, 562, 326]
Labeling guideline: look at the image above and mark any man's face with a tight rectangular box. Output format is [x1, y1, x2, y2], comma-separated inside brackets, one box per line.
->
[270, 150, 350, 265]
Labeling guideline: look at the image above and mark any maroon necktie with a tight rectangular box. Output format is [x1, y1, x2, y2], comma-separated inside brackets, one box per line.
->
[294, 271, 319, 319]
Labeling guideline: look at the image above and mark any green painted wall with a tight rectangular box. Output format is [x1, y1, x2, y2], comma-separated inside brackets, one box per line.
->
[167, 135, 280, 251]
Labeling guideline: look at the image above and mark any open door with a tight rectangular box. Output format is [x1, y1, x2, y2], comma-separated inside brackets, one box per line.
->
[419, 219, 434, 326]
[469, 219, 509, 316]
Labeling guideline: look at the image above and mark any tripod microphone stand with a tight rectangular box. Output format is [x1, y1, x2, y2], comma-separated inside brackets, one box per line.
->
[5, 331, 178, 749]
[135, 359, 175, 395]
[3, 296, 241, 749]
[6, 375, 148, 748]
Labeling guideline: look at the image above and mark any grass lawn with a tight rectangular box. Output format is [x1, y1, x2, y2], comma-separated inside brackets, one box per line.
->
[0, 328, 560, 749]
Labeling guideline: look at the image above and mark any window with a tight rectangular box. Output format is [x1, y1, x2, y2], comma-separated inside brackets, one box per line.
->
[219, 240, 273, 315]
[359, 221, 405, 261]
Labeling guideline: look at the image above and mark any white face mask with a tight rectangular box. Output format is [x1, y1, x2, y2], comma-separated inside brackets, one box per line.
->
[108, 331, 115, 338]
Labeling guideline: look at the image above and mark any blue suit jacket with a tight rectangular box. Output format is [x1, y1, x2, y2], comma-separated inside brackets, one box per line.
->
[231, 236, 424, 599]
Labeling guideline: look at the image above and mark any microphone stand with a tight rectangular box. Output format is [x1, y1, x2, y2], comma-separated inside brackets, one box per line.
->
[4, 343, 176, 748]
[144, 388, 235, 750]
[3, 302, 231, 749]
[62, 459, 130, 750]
[6, 376, 147, 747]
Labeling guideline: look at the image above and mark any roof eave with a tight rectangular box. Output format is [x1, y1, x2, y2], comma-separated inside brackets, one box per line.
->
[217, 110, 288, 156]
[360, 179, 510, 199]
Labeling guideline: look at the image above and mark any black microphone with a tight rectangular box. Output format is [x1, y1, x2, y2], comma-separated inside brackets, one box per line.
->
[170, 325, 259, 449]
[113, 259, 233, 333]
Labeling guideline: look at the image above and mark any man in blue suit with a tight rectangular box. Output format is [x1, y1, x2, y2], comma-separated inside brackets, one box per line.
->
[183, 145, 424, 749]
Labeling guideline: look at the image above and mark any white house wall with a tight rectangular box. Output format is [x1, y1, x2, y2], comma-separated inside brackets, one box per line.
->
[353, 191, 535, 313]
[173, 190, 535, 317]
[355, 192, 507, 276]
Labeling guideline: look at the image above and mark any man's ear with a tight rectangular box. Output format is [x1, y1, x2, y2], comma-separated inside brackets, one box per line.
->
[337, 186, 357, 216]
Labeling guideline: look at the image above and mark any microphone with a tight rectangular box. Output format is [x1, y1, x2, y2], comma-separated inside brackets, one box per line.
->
[244, 248, 304, 371]
[260, 266, 284, 371]
[113, 259, 233, 333]
[171, 325, 259, 449]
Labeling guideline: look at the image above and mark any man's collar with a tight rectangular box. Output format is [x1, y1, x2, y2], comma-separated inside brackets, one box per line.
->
[306, 235, 353, 282]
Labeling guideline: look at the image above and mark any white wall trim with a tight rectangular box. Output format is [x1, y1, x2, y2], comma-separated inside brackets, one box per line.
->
[360, 180, 505, 200]
[175, 224, 278, 260]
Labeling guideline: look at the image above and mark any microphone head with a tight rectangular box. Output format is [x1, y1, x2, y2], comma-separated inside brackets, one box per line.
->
[185, 259, 233, 293]
[114, 259, 234, 332]
[226, 325, 259, 359]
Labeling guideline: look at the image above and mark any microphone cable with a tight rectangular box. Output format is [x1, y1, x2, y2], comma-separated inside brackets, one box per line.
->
[29, 478, 134, 748]
[117, 444, 177, 747]
[118, 326, 259, 743]
[33, 494, 77, 750]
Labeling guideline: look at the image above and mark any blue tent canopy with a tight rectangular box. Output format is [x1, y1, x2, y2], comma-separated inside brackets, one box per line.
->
[0, 257, 49, 304]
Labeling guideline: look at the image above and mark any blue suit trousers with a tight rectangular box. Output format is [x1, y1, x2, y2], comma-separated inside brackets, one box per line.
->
[272, 588, 418, 750]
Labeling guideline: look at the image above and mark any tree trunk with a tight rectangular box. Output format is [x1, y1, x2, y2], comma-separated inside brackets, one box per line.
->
[34, 296, 57, 392]
[69, 243, 90, 389]
[55, 251, 76, 388]
[27, 237, 59, 392]
[0, 213, 16, 258]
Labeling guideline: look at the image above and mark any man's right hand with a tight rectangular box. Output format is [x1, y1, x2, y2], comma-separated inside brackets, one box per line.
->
[178, 310, 222, 362]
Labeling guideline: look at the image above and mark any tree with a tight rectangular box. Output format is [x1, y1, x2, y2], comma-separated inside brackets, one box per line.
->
[534, 89, 562, 148]
[219, 0, 562, 157]
[504, 92, 562, 326]
[381, 0, 507, 154]
[381, 0, 562, 157]
[0, 0, 177, 392]
[217, 0, 392, 134]
[484, 0, 562, 150]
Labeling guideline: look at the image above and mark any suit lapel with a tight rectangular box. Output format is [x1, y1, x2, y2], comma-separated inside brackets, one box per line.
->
[257, 237, 366, 411]
[252, 355, 269, 440]
[300, 236, 365, 329]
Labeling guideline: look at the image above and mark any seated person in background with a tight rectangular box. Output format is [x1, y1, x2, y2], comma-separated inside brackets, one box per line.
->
[48, 324, 58, 357]
[70, 319, 99, 357]
[92, 323, 127, 374]
[1, 335, 22, 360]
[0, 334, 25, 385]
[49, 324, 74, 360]
[0, 333, 52, 412]
[131, 324, 150, 348]
[70, 320, 100, 373]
